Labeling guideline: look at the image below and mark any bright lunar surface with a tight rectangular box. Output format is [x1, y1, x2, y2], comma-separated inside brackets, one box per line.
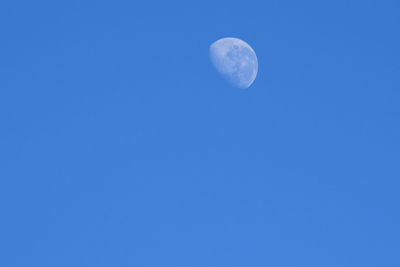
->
[209, 37, 258, 89]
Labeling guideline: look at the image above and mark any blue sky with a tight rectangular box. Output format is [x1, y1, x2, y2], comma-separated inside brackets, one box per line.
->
[1, 0, 399, 266]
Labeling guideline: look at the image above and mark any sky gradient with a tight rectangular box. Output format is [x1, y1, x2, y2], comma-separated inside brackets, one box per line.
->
[1, 0, 400, 266]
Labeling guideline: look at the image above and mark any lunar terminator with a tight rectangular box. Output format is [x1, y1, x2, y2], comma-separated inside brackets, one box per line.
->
[210, 37, 258, 89]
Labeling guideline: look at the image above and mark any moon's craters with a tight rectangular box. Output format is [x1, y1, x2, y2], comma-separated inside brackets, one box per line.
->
[210, 37, 258, 89]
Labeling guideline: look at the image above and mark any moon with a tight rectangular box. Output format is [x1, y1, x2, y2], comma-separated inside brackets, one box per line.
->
[209, 37, 258, 89]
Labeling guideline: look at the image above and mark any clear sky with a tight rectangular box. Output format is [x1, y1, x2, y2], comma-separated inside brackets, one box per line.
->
[1, 0, 399, 266]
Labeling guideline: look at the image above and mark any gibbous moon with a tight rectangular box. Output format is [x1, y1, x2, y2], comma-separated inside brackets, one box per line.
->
[209, 37, 258, 89]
